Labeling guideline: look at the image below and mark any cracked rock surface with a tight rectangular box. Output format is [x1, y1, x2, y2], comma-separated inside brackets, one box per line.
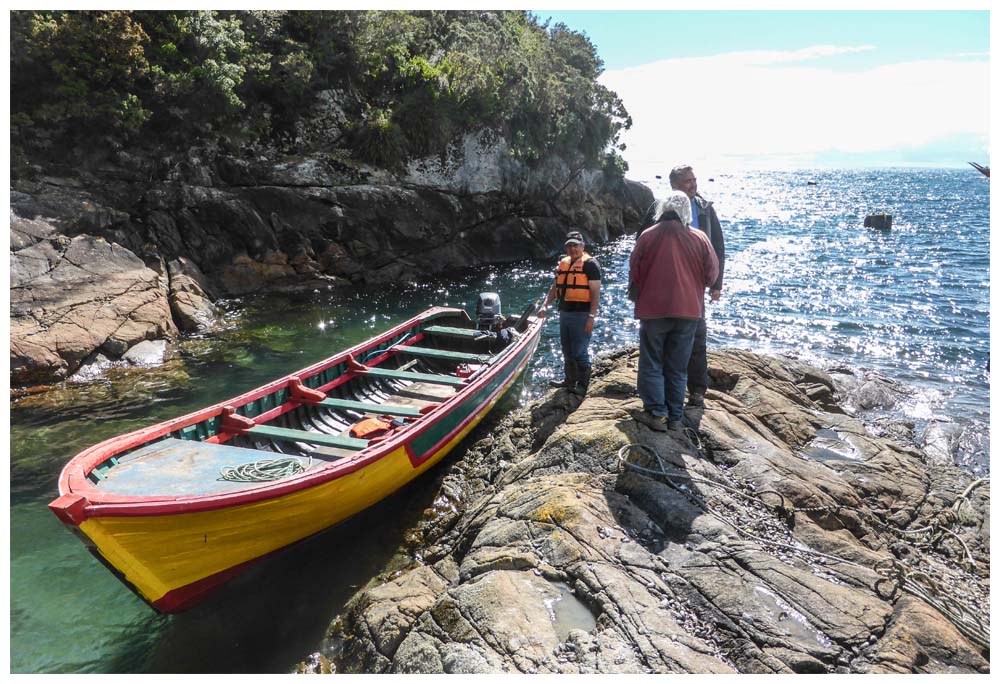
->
[317, 347, 989, 674]
[10, 210, 176, 385]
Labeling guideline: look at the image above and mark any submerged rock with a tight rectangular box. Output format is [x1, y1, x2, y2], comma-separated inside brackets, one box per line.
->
[120, 339, 168, 367]
[316, 348, 989, 674]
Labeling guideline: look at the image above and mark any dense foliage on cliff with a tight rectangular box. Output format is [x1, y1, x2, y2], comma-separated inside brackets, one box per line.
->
[11, 10, 631, 175]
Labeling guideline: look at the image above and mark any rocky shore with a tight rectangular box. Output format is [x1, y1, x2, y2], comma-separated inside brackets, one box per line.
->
[10, 135, 652, 387]
[305, 347, 989, 674]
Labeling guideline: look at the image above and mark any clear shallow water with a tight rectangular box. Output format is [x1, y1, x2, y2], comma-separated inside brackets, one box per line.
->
[9, 168, 989, 672]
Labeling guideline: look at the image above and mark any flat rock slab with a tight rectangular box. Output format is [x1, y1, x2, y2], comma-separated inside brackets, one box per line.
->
[10, 212, 175, 385]
[319, 347, 989, 674]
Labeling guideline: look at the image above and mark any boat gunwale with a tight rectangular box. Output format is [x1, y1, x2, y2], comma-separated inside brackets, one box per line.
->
[54, 306, 543, 519]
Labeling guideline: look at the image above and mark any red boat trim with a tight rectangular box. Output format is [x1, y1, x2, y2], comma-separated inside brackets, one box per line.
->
[57, 311, 544, 521]
[56, 307, 466, 497]
[50, 492, 89, 525]
[403, 442, 418, 463]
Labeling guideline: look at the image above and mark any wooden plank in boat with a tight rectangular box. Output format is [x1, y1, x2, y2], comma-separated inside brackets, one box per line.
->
[423, 325, 491, 339]
[391, 381, 457, 403]
[248, 425, 368, 450]
[93, 438, 308, 496]
[393, 345, 491, 363]
[318, 397, 426, 417]
[362, 367, 466, 386]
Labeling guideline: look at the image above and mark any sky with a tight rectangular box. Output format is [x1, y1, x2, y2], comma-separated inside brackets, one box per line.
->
[534, 9, 991, 172]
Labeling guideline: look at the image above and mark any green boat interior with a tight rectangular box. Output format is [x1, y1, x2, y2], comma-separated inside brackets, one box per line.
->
[88, 303, 535, 497]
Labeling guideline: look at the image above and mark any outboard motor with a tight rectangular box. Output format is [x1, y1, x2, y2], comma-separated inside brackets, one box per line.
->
[476, 292, 502, 332]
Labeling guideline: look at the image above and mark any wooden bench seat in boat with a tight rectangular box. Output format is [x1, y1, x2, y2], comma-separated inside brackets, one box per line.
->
[318, 397, 427, 417]
[359, 367, 466, 386]
[392, 345, 491, 363]
[286, 376, 436, 417]
[247, 425, 368, 450]
[422, 325, 493, 339]
[92, 438, 316, 496]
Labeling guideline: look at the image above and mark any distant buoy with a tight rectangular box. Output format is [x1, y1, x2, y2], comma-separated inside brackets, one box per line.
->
[864, 213, 893, 230]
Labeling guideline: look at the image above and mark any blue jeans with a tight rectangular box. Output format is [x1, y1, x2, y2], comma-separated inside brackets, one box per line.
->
[559, 311, 592, 370]
[638, 318, 698, 420]
[687, 316, 709, 394]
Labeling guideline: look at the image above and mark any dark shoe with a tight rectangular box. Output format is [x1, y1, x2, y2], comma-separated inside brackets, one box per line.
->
[549, 361, 578, 389]
[636, 410, 670, 432]
[687, 392, 705, 407]
[666, 419, 684, 431]
[571, 366, 591, 396]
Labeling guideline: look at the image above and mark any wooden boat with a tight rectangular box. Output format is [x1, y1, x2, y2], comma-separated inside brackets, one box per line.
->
[969, 161, 990, 178]
[50, 297, 543, 613]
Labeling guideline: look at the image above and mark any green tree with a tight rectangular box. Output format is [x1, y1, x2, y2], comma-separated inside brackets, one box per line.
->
[11, 10, 152, 143]
[136, 10, 266, 132]
[11, 10, 631, 175]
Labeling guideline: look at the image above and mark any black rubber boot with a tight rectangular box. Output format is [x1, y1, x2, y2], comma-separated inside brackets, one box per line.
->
[549, 361, 578, 389]
[571, 365, 591, 396]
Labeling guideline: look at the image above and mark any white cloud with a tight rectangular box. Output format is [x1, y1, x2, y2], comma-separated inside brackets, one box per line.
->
[601, 47, 990, 172]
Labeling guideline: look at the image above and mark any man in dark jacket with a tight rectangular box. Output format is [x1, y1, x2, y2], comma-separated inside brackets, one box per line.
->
[643, 165, 726, 407]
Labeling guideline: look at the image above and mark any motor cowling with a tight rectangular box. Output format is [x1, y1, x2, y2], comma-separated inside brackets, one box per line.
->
[476, 292, 502, 331]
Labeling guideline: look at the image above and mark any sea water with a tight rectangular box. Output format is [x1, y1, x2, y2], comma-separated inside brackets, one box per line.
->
[8, 168, 989, 673]
[621, 168, 990, 474]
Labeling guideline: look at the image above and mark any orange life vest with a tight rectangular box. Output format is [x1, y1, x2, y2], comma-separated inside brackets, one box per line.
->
[350, 417, 392, 438]
[555, 253, 593, 304]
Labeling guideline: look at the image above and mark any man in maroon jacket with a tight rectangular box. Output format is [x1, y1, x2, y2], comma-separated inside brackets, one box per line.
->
[629, 190, 719, 430]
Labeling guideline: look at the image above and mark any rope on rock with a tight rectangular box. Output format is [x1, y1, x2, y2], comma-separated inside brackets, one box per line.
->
[952, 477, 989, 524]
[616, 442, 990, 651]
[220, 456, 312, 482]
[873, 557, 990, 650]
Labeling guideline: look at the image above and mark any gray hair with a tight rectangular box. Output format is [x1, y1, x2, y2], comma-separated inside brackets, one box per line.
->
[668, 164, 694, 187]
[652, 190, 692, 226]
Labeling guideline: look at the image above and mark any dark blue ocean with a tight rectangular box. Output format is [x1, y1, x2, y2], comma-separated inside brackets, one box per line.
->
[9, 167, 990, 673]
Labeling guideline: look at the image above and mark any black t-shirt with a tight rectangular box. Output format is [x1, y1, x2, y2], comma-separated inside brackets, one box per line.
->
[558, 258, 602, 312]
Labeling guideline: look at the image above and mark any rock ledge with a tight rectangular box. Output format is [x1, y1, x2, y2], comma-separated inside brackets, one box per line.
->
[316, 347, 989, 674]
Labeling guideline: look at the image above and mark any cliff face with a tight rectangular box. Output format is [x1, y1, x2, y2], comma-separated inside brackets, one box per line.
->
[316, 348, 989, 675]
[9, 132, 653, 386]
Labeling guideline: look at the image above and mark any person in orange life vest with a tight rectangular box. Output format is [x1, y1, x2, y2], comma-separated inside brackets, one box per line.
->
[538, 231, 602, 395]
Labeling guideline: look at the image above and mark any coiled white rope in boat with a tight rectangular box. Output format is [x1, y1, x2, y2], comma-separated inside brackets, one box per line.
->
[220, 456, 312, 482]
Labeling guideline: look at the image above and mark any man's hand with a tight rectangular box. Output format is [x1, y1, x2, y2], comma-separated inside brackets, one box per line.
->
[710, 289, 722, 302]
[537, 305, 548, 319]
[584, 316, 595, 334]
